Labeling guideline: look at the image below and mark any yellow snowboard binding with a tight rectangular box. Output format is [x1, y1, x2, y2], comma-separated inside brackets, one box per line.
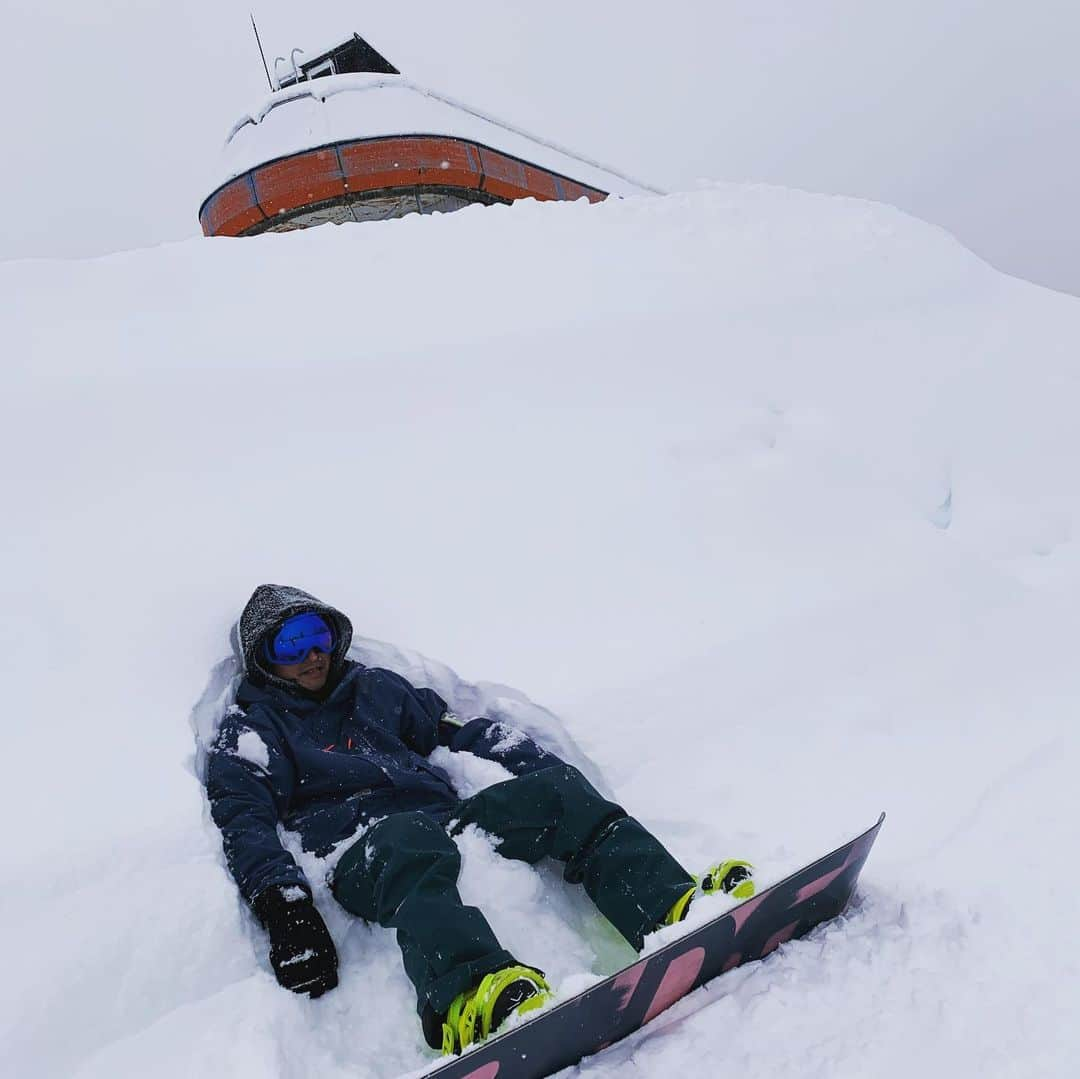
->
[441, 965, 551, 1056]
[664, 859, 756, 926]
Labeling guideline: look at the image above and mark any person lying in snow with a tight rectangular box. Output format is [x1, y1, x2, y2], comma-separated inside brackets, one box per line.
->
[207, 584, 755, 1055]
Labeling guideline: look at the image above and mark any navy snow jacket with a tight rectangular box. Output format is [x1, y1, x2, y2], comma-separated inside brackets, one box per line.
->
[206, 584, 556, 903]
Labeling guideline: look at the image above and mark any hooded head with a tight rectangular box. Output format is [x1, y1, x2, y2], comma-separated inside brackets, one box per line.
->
[237, 584, 354, 695]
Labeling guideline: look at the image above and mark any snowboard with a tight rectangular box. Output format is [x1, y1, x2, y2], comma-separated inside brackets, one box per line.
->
[424, 813, 885, 1079]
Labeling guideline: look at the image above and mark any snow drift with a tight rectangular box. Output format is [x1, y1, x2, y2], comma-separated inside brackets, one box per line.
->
[2, 183, 1078, 1078]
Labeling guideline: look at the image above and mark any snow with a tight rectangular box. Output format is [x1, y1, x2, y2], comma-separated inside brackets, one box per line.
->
[428, 747, 514, 799]
[233, 730, 270, 772]
[3, 183, 1080, 1078]
[213, 74, 658, 199]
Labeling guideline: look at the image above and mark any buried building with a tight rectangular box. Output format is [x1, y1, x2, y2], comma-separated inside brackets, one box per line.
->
[199, 32, 661, 238]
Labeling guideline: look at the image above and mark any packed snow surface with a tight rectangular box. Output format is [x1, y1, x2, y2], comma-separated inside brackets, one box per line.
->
[3, 184, 1079, 1077]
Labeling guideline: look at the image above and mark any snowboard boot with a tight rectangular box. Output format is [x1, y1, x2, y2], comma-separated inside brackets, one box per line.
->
[441, 965, 551, 1056]
[663, 859, 756, 927]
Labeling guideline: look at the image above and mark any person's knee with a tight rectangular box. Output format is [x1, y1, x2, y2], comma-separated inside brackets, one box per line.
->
[530, 763, 585, 795]
[532, 764, 612, 813]
[369, 812, 459, 874]
[374, 810, 451, 847]
[331, 834, 374, 916]
[332, 811, 457, 915]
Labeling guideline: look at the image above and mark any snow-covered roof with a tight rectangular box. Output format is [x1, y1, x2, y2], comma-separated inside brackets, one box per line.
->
[213, 74, 663, 199]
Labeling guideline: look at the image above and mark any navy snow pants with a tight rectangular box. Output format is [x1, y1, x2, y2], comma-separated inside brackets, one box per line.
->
[330, 764, 692, 1034]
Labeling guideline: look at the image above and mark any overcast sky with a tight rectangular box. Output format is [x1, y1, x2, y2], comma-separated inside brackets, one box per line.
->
[4, 2, 1078, 295]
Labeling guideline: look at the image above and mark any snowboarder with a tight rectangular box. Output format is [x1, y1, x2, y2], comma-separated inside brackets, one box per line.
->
[207, 584, 755, 1055]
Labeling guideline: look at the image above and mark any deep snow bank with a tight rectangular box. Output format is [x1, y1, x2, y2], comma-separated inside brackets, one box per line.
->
[3, 185, 1079, 1077]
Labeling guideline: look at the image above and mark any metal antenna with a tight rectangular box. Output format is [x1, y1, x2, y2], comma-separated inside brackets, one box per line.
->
[251, 13, 274, 91]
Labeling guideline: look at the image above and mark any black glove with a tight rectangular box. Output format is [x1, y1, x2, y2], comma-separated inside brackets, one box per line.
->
[252, 884, 339, 998]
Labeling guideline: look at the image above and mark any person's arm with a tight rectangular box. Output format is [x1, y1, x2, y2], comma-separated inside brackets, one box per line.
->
[439, 712, 558, 775]
[206, 710, 307, 902]
[381, 668, 558, 776]
[206, 709, 338, 997]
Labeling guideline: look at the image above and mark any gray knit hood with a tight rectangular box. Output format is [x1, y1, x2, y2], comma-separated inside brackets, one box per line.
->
[237, 583, 354, 693]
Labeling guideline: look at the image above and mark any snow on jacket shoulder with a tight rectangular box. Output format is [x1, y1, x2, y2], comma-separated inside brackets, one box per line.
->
[206, 659, 556, 903]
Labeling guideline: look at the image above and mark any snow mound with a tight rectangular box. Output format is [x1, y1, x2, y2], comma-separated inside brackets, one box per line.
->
[4, 183, 1080, 1077]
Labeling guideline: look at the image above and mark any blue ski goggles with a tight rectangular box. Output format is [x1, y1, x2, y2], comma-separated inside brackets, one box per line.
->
[263, 612, 335, 665]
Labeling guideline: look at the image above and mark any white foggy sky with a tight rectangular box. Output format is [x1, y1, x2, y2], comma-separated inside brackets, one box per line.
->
[3, 1, 1079, 295]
